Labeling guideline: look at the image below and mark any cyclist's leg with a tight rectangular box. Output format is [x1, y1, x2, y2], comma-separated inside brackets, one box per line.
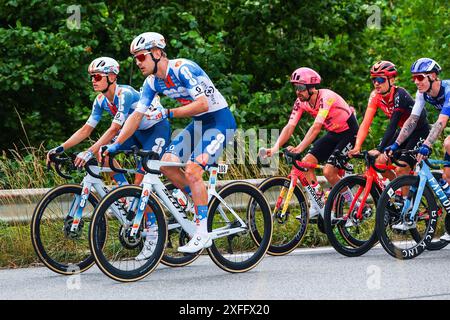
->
[179, 109, 237, 253]
[160, 121, 195, 192]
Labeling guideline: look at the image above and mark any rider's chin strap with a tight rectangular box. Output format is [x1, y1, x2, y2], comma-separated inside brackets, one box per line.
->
[380, 78, 394, 96]
[426, 75, 437, 94]
[101, 75, 116, 94]
[149, 51, 161, 75]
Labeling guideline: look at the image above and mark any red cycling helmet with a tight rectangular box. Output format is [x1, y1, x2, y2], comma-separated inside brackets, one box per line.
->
[370, 61, 397, 78]
[290, 67, 321, 85]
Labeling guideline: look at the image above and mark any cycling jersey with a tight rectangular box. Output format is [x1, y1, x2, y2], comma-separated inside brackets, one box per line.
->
[411, 80, 450, 117]
[86, 84, 163, 130]
[135, 59, 228, 116]
[357, 86, 428, 151]
[288, 89, 355, 133]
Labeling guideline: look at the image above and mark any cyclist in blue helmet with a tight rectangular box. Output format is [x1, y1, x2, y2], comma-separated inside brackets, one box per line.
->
[385, 58, 450, 237]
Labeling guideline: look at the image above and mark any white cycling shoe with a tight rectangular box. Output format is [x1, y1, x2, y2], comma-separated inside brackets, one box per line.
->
[440, 232, 450, 242]
[392, 221, 416, 231]
[178, 233, 212, 253]
[135, 228, 158, 261]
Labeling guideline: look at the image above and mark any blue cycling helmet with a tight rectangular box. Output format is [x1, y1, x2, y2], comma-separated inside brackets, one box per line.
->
[411, 58, 442, 74]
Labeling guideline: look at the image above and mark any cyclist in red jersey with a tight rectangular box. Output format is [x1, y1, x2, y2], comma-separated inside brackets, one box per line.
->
[348, 61, 429, 180]
[262, 67, 358, 217]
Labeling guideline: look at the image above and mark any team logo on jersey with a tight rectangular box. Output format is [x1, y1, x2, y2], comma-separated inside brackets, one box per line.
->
[318, 109, 329, 118]
[175, 60, 182, 67]
[205, 86, 214, 97]
[326, 98, 335, 106]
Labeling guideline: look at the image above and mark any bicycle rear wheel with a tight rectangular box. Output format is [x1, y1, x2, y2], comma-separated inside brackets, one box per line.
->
[31, 184, 103, 275]
[207, 181, 272, 273]
[89, 185, 167, 282]
[376, 175, 438, 259]
[323, 175, 379, 257]
[160, 182, 202, 267]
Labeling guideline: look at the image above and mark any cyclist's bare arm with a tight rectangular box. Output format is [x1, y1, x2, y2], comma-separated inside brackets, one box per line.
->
[266, 123, 296, 156]
[62, 123, 95, 150]
[89, 122, 122, 155]
[395, 114, 420, 145]
[424, 114, 449, 146]
[113, 111, 144, 145]
[293, 122, 322, 153]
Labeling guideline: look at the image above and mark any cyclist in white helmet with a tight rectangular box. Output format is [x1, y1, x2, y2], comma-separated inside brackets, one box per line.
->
[103, 32, 237, 254]
[47, 56, 170, 187]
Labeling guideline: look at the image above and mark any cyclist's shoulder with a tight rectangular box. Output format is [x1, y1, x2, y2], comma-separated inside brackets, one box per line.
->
[117, 84, 139, 97]
[442, 79, 450, 91]
[170, 58, 203, 74]
[319, 88, 346, 106]
[93, 93, 105, 106]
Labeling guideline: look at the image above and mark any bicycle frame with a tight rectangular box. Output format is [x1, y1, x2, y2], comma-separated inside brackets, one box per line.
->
[401, 159, 450, 222]
[129, 160, 249, 240]
[69, 166, 132, 232]
[274, 161, 339, 220]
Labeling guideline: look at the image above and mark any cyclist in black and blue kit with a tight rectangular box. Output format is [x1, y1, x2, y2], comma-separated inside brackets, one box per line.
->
[46, 56, 170, 186]
[386, 58, 450, 236]
[103, 32, 237, 254]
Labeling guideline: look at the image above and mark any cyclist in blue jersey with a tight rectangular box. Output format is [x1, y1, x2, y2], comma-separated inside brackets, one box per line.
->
[103, 32, 237, 254]
[385, 58, 450, 236]
[46, 56, 170, 186]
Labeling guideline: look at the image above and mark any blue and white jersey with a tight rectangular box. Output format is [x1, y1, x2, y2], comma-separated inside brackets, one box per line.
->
[86, 84, 163, 130]
[411, 80, 450, 117]
[135, 59, 228, 116]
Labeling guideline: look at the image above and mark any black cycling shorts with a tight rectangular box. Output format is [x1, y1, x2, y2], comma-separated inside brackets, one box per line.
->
[308, 114, 358, 165]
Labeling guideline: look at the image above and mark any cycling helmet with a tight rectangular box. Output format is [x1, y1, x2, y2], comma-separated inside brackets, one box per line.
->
[88, 57, 120, 75]
[370, 60, 397, 78]
[130, 32, 166, 55]
[411, 58, 442, 74]
[290, 67, 321, 85]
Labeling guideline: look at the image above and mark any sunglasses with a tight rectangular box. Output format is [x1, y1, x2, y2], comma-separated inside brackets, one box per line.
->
[293, 84, 307, 91]
[90, 74, 106, 82]
[371, 77, 387, 84]
[411, 74, 427, 82]
[134, 52, 151, 62]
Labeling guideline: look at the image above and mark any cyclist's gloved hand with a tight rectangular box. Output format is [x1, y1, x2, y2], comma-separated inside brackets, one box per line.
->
[74, 150, 94, 168]
[384, 142, 399, 156]
[46, 145, 64, 166]
[418, 144, 432, 156]
[102, 142, 121, 158]
[147, 106, 172, 120]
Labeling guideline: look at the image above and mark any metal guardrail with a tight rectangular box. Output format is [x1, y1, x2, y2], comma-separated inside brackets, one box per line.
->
[0, 177, 329, 223]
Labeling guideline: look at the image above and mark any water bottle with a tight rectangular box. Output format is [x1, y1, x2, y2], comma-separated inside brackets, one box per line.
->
[439, 179, 450, 198]
[172, 189, 188, 207]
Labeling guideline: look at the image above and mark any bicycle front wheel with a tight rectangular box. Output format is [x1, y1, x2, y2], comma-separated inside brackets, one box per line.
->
[31, 184, 101, 275]
[89, 185, 167, 282]
[256, 176, 308, 256]
[376, 175, 438, 260]
[323, 175, 380, 257]
[207, 181, 272, 273]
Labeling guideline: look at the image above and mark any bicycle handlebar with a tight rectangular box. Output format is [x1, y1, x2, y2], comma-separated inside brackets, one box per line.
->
[48, 153, 103, 179]
[106, 145, 161, 174]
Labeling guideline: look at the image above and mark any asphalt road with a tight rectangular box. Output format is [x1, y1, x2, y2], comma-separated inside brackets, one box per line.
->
[2, 245, 450, 300]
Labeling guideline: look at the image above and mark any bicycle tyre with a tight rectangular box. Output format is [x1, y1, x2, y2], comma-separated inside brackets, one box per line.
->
[376, 175, 438, 260]
[30, 184, 102, 275]
[206, 181, 272, 273]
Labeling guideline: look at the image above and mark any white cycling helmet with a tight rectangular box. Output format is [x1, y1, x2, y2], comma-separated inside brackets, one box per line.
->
[130, 32, 166, 55]
[88, 57, 120, 75]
